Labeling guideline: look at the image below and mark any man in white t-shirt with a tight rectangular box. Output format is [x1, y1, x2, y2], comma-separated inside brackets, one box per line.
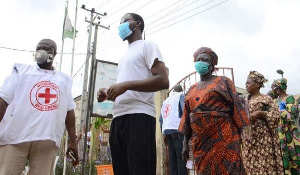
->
[0, 39, 78, 175]
[97, 13, 169, 175]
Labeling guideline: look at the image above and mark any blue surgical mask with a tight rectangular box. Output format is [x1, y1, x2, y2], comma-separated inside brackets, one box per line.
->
[195, 61, 210, 75]
[118, 22, 134, 41]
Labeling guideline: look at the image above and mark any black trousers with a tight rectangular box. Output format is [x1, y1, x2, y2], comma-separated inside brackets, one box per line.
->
[167, 132, 187, 175]
[109, 113, 156, 175]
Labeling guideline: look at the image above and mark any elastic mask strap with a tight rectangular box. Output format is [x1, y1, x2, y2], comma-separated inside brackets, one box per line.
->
[132, 21, 141, 33]
[47, 54, 54, 63]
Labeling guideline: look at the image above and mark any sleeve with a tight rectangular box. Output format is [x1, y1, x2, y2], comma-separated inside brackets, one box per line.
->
[264, 95, 280, 130]
[66, 76, 76, 111]
[144, 41, 164, 70]
[0, 65, 19, 104]
[178, 100, 192, 137]
[286, 95, 299, 121]
[225, 77, 250, 130]
[178, 94, 185, 118]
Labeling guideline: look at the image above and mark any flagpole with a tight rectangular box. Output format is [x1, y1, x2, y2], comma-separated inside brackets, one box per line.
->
[61, 2, 69, 175]
[70, 0, 78, 76]
[60, 0, 68, 72]
[59, 39, 64, 72]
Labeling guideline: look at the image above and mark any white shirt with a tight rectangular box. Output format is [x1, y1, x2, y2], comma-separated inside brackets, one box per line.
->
[161, 92, 182, 133]
[113, 40, 163, 118]
[0, 63, 76, 147]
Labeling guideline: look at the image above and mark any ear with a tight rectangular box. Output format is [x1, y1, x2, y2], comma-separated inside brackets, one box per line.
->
[255, 82, 260, 88]
[209, 64, 214, 72]
[276, 88, 280, 94]
[49, 52, 56, 61]
[136, 21, 141, 27]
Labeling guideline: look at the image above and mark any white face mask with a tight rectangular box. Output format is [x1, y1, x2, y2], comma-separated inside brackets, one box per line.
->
[33, 50, 53, 64]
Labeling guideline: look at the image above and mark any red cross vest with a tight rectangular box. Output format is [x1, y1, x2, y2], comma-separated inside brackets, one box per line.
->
[161, 92, 182, 133]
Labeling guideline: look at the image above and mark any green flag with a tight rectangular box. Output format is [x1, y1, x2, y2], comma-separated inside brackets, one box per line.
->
[62, 7, 77, 39]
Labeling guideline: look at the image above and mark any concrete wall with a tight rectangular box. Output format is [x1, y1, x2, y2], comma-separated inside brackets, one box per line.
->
[154, 89, 169, 175]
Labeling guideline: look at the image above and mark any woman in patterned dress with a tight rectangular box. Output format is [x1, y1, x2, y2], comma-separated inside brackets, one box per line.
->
[241, 71, 283, 174]
[178, 47, 249, 175]
[272, 77, 300, 175]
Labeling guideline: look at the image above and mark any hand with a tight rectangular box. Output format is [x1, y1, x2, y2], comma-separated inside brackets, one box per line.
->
[250, 111, 266, 121]
[97, 88, 108, 102]
[163, 135, 168, 144]
[66, 142, 79, 166]
[182, 143, 189, 162]
[107, 83, 128, 101]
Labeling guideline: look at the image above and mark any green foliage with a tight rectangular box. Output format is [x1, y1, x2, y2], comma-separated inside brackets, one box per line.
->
[94, 118, 112, 129]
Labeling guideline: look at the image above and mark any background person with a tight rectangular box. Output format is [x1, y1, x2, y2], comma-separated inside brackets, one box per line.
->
[272, 77, 300, 174]
[160, 84, 187, 175]
[241, 71, 283, 174]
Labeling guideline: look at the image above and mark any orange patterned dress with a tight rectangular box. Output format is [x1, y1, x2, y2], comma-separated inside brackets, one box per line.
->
[179, 76, 249, 175]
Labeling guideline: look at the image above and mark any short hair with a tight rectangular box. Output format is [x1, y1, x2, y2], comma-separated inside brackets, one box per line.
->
[173, 84, 183, 92]
[38, 39, 57, 55]
[126, 13, 144, 33]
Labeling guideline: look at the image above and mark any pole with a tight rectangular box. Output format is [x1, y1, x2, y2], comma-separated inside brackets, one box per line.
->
[80, 6, 109, 174]
[60, 0, 69, 72]
[70, 0, 78, 76]
[59, 38, 65, 72]
[61, 1, 68, 174]
[80, 7, 94, 175]
[62, 132, 68, 175]
[79, 8, 94, 144]
[87, 24, 99, 175]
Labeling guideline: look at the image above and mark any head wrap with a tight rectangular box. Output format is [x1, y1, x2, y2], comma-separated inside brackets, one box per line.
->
[247, 71, 268, 88]
[272, 78, 287, 92]
[193, 47, 218, 66]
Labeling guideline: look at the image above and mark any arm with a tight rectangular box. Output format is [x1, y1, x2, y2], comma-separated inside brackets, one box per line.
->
[264, 96, 280, 130]
[65, 110, 79, 166]
[178, 100, 192, 161]
[0, 65, 19, 122]
[182, 134, 191, 161]
[0, 98, 8, 122]
[107, 59, 169, 101]
[179, 94, 185, 118]
[226, 78, 250, 130]
[287, 95, 299, 121]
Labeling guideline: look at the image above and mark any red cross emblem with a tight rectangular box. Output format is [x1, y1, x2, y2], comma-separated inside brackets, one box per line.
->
[163, 104, 172, 118]
[30, 81, 60, 111]
[38, 88, 57, 104]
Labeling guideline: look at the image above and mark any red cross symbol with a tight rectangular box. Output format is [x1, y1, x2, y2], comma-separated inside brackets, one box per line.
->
[165, 106, 170, 115]
[38, 88, 57, 104]
[163, 104, 171, 118]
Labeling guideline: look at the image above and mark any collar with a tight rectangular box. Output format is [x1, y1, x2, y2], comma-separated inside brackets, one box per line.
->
[169, 91, 181, 96]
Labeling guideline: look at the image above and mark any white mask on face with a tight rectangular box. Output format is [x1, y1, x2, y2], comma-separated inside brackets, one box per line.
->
[33, 50, 53, 64]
